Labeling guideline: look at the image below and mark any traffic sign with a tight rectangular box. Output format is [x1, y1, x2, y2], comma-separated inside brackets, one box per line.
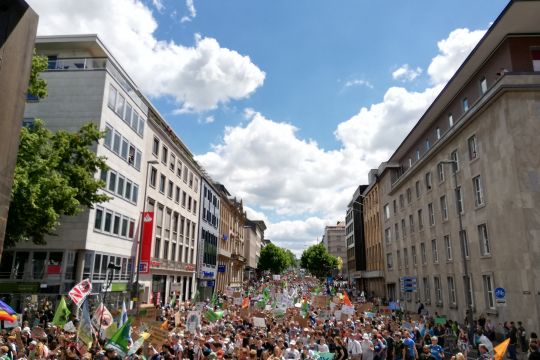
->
[400, 276, 417, 293]
[495, 287, 506, 306]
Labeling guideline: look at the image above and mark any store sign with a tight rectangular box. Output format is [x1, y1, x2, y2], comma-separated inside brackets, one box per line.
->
[151, 261, 161, 267]
[202, 271, 214, 278]
[218, 265, 226, 273]
[183, 264, 195, 271]
[207, 280, 215, 287]
[139, 212, 154, 274]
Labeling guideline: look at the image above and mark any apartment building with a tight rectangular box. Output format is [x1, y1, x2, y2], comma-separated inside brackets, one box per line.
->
[216, 184, 246, 293]
[196, 176, 220, 300]
[322, 221, 347, 279]
[142, 109, 201, 305]
[0, 35, 147, 308]
[244, 219, 267, 281]
[378, 0, 540, 330]
[360, 170, 386, 298]
[345, 185, 367, 285]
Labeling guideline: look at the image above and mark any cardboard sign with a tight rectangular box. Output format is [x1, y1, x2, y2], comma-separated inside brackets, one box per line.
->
[31, 326, 46, 340]
[379, 306, 392, 314]
[174, 311, 182, 326]
[233, 297, 242, 306]
[435, 316, 447, 325]
[186, 311, 201, 333]
[253, 317, 266, 328]
[312, 295, 328, 309]
[340, 313, 349, 322]
[148, 326, 169, 347]
[239, 308, 251, 320]
[341, 305, 354, 315]
[68, 279, 92, 307]
[356, 303, 374, 313]
[295, 316, 309, 328]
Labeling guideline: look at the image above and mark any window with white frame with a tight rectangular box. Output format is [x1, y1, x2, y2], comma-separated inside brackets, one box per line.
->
[425, 138, 431, 151]
[428, 203, 435, 226]
[386, 253, 394, 270]
[434, 276, 442, 305]
[416, 149, 420, 160]
[150, 167, 157, 187]
[167, 180, 173, 198]
[425, 172, 433, 190]
[460, 230, 470, 258]
[478, 224, 491, 256]
[437, 162, 445, 183]
[411, 245, 417, 266]
[463, 98, 469, 112]
[444, 235, 452, 261]
[448, 114, 454, 127]
[420, 242, 427, 264]
[440, 195, 448, 221]
[473, 175, 485, 206]
[403, 248, 409, 268]
[409, 158, 412, 167]
[468, 135, 478, 160]
[384, 204, 390, 220]
[451, 150, 460, 172]
[457, 186, 464, 214]
[436, 127, 441, 140]
[418, 209, 424, 230]
[480, 77, 488, 94]
[483, 274, 495, 309]
[423, 276, 431, 304]
[431, 239, 439, 263]
[447, 276, 457, 305]
[170, 154, 176, 172]
[409, 214, 415, 233]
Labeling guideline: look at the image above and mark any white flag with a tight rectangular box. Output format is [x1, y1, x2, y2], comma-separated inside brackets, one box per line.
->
[92, 303, 113, 329]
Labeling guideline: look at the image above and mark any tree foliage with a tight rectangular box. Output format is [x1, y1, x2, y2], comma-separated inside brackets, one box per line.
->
[284, 249, 297, 268]
[300, 243, 338, 278]
[6, 120, 110, 247]
[257, 243, 290, 274]
[28, 53, 48, 99]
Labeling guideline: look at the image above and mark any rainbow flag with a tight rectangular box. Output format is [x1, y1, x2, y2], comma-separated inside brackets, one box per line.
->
[0, 299, 17, 323]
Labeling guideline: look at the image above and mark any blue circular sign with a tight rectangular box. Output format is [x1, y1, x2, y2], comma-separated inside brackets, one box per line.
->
[495, 287, 506, 299]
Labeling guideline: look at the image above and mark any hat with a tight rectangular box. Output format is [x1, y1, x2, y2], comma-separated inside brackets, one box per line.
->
[22, 327, 31, 334]
[30, 341, 37, 346]
[290, 340, 296, 346]
[363, 334, 370, 340]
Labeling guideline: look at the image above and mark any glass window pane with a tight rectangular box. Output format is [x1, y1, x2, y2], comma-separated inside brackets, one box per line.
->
[108, 172, 116, 192]
[104, 212, 112, 232]
[94, 208, 103, 230]
[125, 181, 132, 200]
[121, 218, 128, 237]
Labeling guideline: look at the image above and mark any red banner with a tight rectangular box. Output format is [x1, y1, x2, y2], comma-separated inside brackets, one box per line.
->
[68, 279, 92, 307]
[139, 211, 154, 274]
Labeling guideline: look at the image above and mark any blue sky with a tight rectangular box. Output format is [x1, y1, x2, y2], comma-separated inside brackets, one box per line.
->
[31, 0, 509, 254]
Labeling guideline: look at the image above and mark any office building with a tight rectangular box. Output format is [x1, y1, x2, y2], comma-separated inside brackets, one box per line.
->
[322, 221, 347, 278]
[345, 185, 367, 285]
[243, 219, 267, 281]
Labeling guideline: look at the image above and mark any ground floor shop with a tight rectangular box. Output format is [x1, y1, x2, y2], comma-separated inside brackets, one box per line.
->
[215, 255, 245, 293]
[139, 269, 196, 306]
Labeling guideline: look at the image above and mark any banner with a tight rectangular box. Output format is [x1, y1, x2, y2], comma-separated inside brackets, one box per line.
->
[253, 317, 266, 328]
[68, 279, 92, 307]
[92, 304, 114, 329]
[51, 296, 71, 326]
[78, 301, 94, 349]
[139, 211, 154, 274]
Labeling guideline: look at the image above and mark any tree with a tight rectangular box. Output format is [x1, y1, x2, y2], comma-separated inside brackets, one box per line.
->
[284, 249, 297, 269]
[300, 243, 338, 278]
[28, 53, 48, 99]
[257, 243, 289, 274]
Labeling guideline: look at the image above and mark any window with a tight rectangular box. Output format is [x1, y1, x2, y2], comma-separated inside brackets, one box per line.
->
[386, 253, 393, 270]
[94, 208, 103, 230]
[159, 174, 166, 193]
[483, 274, 495, 309]
[167, 180, 173, 198]
[415, 181, 421, 198]
[425, 172, 432, 190]
[120, 138, 128, 160]
[425, 138, 431, 151]
[434, 276, 442, 305]
[107, 171, 117, 193]
[447, 276, 457, 305]
[154, 237, 161, 258]
[176, 162, 182, 178]
[104, 211, 112, 232]
[463, 98, 469, 112]
[121, 218, 128, 237]
[401, 219, 406, 237]
[403, 248, 409, 268]
[473, 175, 484, 206]
[448, 114, 454, 127]
[397, 250, 401, 269]
[409, 214, 414, 233]
[170, 154, 176, 172]
[409, 158, 412, 167]
[384, 228, 391, 244]
[457, 186, 464, 214]
[420, 242, 427, 264]
[112, 132, 121, 154]
[182, 191, 187, 207]
[193, 200, 197, 215]
[411, 246, 417, 266]
[464, 275, 475, 307]
[163, 240, 169, 260]
[108, 85, 117, 109]
[451, 150, 459, 172]
[194, 178, 199, 192]
[428, 203, 435, 226]
[393, 200, 397, 214]
[161, 146, 168, 164]
[189, 172, 194, 188]
[394, 223, 399, 241]
[129, 219, 135, 238]
[533, 49, 540, 71]
[480, 77, 488, 94]
[187, 196, 192, 212]
[416, 149, 420, 160]
[460, 230, 469, 258]
[124, 104, 132, 124]
[418, 209, 424, 230]
[436, 127, 441, 140]
[137, 116, 144, 136]
[383, 204, 390, 220]
[132, 184, 139, 203]
[478, 224, 491, 256]
[115, 94, 125, 117]
[175, 186, 180, 203]
[183, 166, 188, 183]
[468, 135, 478, 160]
[440, 195, 448, 221]
[444, 235, 452, 261]
[117, 175, 125, 197]
[150, 167, 157, 187]
[113, 214, 121, 235]
[437, 163, 445, 182]
[423, 277, 431, 304]
[399, 194, 404, 209]
[431, 239, 439, 263]
[406, 188, 412, 204]
[104, 125, 113, 148]
[153, 137, 160, 156]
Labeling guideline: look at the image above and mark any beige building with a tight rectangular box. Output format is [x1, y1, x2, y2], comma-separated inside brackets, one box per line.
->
[322, 221, 347, 278]
[216, 184, 246, 292]
[361, 170, 386, 298]
[378, 0, 540, 330]
[243, 219, 266, 280]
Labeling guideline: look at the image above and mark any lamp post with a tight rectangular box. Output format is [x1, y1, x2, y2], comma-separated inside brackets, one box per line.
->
[134, 159, 159, 315]
[439, 159, 474, 338]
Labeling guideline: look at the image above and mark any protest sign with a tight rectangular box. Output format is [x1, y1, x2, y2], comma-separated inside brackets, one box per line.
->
[312, 295, 328, 309]
[68, 279, 92, 307]
[340, 313, 349, 322]
[186, 311, 201, 333]
[341, 305, 354, 315]
[174, 311, 182, 326]
[253, 317, 266, 328]
[273, 274, 281, 281]
[92, 304, 114, 329]
[148, 326, 169, 347]
[379, 306, 392, 314]
[435, 316, 447, 325]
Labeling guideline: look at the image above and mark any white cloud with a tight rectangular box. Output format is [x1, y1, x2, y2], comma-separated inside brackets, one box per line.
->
[28, 0, 265, 112]
[197, 27, 486, 255]
[181, 0, 196, 23]
[392, 64, 422, 82]
[198, 115, 215, 124]
[344, 79, 373, 89]
[151, 0, 164, 12]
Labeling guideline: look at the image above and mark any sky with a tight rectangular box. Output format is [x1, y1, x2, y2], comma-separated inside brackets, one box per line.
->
[28, 0, 509, 255]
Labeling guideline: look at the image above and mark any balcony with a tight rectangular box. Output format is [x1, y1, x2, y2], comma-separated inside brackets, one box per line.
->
[46, 57, 107, 71]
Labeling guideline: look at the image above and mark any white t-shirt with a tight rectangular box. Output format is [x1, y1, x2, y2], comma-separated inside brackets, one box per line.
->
[284, 348, 300, 360]
[318, 344, 330, 352]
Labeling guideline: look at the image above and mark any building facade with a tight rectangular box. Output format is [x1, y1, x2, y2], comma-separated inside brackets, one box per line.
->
[345, 185, 367, 285]
[196, 177, 220, 300]
[360, 170, 385, 298]
[322, 222, 347, 279]
[378, 0, 540, 330]
[216, 184, 246, 293]
[244, 219, 266, 281]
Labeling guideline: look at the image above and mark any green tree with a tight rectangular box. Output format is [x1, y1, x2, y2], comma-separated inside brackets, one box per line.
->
[284, 249, 297, 269]
[28, 53, 48, 99]
[300, 243, 338, 278]
[6, 120, 110, 247]
[257, 243, 289, 274]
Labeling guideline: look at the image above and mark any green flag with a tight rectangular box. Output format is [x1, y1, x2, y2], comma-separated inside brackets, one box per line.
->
[211, 293, 218, 306]
[262, 288, 270, 303]
[106, 318, 131, 356]
[170, 293, 176, 307]
[301, 301, 310, 318]
[52, 296, 71, 326]
[204, 309, 224, 322]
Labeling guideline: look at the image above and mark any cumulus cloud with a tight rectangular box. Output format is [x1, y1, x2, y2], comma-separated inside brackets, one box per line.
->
[28, 0, 265, 112]
[197, 27, 486, 254]
[392, 64, 422, 82]
[151, 0, 164, 12]
[181, 0, 197, 22]
[344, 79, 374, 89]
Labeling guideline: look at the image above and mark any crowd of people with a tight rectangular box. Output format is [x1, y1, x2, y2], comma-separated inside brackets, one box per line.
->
[0, 273, 538, 360]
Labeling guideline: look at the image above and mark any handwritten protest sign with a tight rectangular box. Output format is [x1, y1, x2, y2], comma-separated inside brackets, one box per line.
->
[253, 317, 266, 328]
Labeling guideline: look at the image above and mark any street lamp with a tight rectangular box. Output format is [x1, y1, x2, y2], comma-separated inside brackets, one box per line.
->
[134, 159, 159, 314]
[438, 159, 474, 337]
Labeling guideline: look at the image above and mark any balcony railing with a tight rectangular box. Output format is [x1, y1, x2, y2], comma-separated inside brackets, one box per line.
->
[46, 57, 107, 71]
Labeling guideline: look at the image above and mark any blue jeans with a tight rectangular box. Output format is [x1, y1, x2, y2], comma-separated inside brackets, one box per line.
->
[508, 344, 517, 360]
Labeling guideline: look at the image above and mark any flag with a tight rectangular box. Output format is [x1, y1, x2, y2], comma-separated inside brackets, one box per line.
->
[119, 300, 128, 328]
[170, 293, 177, 308]
[78, 300, 94, 349]
[262, 288, 270, 303]
[343, 292, 352, 307]
[51, 296, 71, 326]
[0, 299, 17, 323]
[106, 318, 131, 357]
[68, 279, 92, 307]
[92, 303, 113, 329]
[301, 300, 310, 318]
[211, 293, 218, 305]
[494, 338, 510, 360]
[127, 332, 150, 356]
[204, 309, 224, 322]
